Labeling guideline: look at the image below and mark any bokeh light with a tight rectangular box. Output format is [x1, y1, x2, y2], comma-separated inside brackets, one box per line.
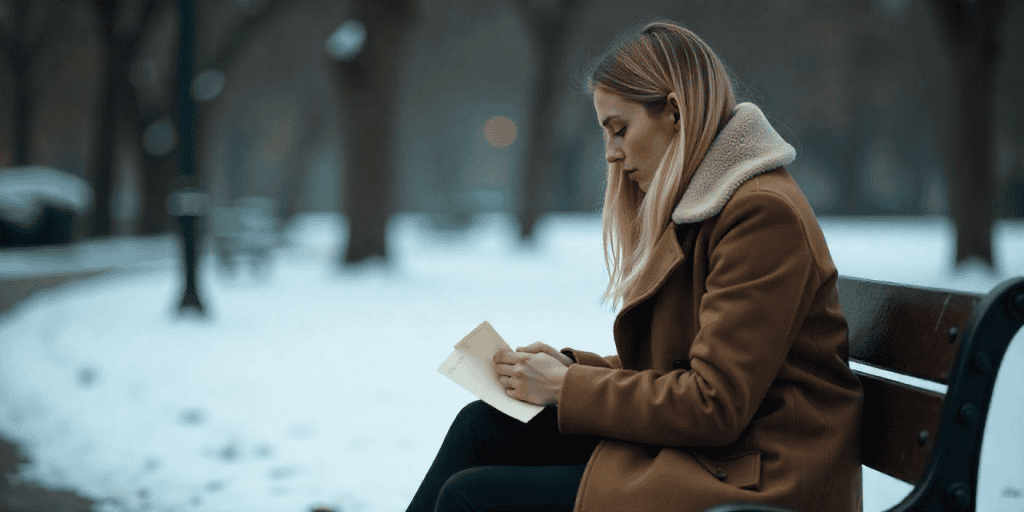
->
[192, 69, 226, 102]
[326, 19, 367, 62]
[483, 116, 517, 148]
[142, 118, 176, 157]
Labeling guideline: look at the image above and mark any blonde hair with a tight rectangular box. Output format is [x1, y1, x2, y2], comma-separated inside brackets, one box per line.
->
[585, 20, 737, 308]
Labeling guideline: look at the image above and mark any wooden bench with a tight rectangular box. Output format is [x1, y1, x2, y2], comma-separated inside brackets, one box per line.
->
[707, 274, 1024, 512]
[210, 196, 280, 277]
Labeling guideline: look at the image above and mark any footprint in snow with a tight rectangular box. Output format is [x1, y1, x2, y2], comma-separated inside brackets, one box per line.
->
[179, 408, 206, 425]
[78, 367, 97, 387]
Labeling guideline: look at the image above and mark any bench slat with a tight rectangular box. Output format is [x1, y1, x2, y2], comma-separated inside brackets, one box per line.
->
[855, 370, 943, 485]
[838, 276, 981, 384]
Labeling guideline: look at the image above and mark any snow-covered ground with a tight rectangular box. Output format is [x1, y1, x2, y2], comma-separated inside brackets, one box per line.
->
[0, 212, 1021, 512]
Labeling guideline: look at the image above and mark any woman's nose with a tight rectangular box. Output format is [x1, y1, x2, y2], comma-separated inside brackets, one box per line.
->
[605, 144, 622, 163]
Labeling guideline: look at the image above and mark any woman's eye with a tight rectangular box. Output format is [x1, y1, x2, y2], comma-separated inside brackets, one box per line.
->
[615, 126, 627, 137]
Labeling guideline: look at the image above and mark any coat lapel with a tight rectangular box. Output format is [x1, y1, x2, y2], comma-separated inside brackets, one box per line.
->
[619, 223, 686, 314]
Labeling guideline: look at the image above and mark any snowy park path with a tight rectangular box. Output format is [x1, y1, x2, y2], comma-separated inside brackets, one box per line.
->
[1, 213, 1022, 512]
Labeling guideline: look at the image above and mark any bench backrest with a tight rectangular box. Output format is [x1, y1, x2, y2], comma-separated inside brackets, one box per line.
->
[837, 275, 1024, 510]
[839, 276, 980, 483]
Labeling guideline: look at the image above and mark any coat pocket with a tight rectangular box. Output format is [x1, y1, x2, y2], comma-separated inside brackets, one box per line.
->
[692, 451, 762, 491]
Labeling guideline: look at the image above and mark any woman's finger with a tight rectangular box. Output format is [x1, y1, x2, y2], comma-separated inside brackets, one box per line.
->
[517, 342, 541, 353]
[495, 350, 526, 364]
[493, 349, 509, 364]
[497, 365, 512, 379]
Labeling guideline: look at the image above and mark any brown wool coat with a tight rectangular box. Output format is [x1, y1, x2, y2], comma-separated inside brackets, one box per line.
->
[557, 103, 863, 512]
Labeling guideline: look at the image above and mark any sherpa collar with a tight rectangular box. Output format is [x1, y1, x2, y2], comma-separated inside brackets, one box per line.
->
[670, 103, 796, 224]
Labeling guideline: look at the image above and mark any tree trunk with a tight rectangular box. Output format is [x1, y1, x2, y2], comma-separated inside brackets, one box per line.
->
[132, 96, 180, 235]
[515, 0, 582, 241]
[85, 0, 167, 236]
[86, 57, 117, 237]
[4, 1, 30, 167]
[518, 43, 559, 239]
[85, 29, 126, 238]
[277, 112, 322, 224]
[11, 43, 29, 166]
[192, 0, 289, 206]
[329, 0, 417, 266]
[929, 0, 1007, 268]
[134, 25, 181, 236]
[138, 140, 179, 235]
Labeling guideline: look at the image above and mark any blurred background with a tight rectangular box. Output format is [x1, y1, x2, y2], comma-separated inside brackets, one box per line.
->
[0, 0, 1022, 511]
[0, 0, 1021, 247]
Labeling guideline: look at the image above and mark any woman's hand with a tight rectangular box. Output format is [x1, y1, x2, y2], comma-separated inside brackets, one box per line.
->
[493, 348, 570, 406]
[515, 341, 574, 367]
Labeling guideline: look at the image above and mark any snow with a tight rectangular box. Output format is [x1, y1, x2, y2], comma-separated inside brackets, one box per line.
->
[0, 212, 1021, 512]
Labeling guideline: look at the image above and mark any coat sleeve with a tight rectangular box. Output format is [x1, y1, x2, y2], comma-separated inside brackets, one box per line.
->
[559, 348, 622, 369]
[557, 189, 822, 447]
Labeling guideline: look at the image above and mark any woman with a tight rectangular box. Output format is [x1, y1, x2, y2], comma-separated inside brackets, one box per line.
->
[407, 19, 862, 512]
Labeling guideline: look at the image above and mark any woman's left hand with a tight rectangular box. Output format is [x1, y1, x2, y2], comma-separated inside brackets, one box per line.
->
[493, 349, 570, 406]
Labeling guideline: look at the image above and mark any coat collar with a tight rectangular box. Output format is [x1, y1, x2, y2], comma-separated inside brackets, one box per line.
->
[621, 103, 795, 311]
[671, 102, 796, 224]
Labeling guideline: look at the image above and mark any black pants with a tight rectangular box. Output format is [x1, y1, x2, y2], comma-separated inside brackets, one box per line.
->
[406, 400, 602, 512]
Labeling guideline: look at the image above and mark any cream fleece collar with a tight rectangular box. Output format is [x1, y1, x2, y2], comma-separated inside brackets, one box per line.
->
[670, 103, 796, 224]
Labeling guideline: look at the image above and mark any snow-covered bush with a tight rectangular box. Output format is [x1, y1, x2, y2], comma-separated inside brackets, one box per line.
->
[0, 166, 93, 247]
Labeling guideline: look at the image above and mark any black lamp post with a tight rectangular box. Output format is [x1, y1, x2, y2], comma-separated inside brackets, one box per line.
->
[169, 0, 208, 316]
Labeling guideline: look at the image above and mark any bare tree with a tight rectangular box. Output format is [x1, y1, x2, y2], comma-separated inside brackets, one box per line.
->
[276, 106, 326, 224]
[87, 0, 288, 236]
[89, 0, 164, 237]
[511, 0, 584, 241]
[85, 0, 182, 236]
[326, 0, 419, 266]
[192, 0, 290, 184]
[0, 0, 73, 167]
[928, 0, 1008, 268]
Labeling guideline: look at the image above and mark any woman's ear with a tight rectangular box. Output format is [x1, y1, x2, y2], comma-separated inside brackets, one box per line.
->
[666, 92, 681, 127]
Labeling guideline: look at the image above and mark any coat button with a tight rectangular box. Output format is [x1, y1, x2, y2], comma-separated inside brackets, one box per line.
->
[672, 358, 685, 370]
[715, 469, 726, 481]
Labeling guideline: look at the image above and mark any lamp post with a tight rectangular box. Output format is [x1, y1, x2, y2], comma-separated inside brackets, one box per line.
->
[170, 0, 209, 316]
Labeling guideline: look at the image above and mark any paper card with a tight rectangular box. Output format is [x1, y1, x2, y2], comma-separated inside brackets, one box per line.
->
[438, 321, 544, 423]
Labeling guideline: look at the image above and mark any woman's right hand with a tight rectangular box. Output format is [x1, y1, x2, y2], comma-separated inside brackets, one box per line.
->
[516, 341, 574, 367]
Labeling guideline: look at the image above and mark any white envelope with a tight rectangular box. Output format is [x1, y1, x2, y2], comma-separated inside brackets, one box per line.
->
[438, 321, 545, 423]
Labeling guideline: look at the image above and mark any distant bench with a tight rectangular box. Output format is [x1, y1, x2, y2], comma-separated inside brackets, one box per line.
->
[707, 274, 1024, 512]
[210, 196, 280, 276]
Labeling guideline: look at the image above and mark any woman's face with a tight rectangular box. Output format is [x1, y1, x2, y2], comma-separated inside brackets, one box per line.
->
[593, 87, 679, 193]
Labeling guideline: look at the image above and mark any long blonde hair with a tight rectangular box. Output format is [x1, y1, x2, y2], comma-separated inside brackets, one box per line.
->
[585, 20, 737, 308]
